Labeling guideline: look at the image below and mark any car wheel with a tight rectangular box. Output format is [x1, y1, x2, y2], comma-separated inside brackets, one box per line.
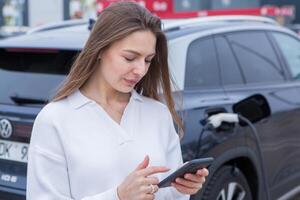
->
[200, 165, 253, 200]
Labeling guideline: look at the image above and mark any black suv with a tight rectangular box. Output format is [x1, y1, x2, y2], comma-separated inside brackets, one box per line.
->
[1, 16, 300, 200]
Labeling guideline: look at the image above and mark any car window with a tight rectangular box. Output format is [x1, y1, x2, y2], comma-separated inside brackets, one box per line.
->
[0, 48, 79, 105]
[215, 36, 244, 85]
[272, 32, 300, 80]
[185, 37, 220, 89]
[0, 48, 77, 74]
[226, 31, 285, 84]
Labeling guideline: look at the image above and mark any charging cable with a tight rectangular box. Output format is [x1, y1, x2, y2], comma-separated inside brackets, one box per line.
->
[196, 113, 270, 200]
[196, 113, 239, 158]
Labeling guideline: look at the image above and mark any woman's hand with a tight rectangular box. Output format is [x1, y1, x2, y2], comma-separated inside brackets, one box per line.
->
[117, 155, 169, 200]
[171, 168, 209, 195]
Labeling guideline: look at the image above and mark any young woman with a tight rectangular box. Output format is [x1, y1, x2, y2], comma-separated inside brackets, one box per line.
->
[26, 2, 209, 200]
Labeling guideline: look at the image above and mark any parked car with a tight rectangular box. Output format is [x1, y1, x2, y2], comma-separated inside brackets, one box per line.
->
[287, 23, 300, 37]
[1, 16, 300, 200]
[0, 26, 29, 39]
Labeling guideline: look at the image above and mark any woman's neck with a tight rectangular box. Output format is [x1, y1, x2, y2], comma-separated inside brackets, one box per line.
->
[81, 76, 130, 105]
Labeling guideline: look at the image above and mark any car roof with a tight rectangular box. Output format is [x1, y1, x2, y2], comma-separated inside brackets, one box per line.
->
[0, 16, 294, 50]
[162, 15, 278, 31]
[0, 24, 90, 50]
[166, 22, 297, 39]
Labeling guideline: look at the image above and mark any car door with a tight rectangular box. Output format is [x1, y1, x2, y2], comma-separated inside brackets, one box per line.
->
[216, 30, 300, 199]
[178, 36, 229, 161]
[269, 31, 300, 197]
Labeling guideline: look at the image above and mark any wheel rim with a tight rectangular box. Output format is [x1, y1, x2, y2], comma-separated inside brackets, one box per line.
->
[216, 182, 246, 200]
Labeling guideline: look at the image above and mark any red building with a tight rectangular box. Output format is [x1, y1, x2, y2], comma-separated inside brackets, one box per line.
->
[96, 0, 295, 25]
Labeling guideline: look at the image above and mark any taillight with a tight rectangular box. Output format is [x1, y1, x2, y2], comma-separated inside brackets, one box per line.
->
[5, 48, 59, 53]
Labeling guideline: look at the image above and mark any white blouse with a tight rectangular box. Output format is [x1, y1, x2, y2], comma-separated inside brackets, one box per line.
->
[26, 89, 189, 200]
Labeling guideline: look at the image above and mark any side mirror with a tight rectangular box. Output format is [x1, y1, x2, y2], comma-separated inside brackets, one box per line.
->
[233, 94, 271, 125]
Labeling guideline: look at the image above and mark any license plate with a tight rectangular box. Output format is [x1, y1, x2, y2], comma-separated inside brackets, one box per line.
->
[0, 139, 28, 163]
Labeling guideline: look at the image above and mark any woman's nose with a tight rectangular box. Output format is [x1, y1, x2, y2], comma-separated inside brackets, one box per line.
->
[133, 61, 148, 77]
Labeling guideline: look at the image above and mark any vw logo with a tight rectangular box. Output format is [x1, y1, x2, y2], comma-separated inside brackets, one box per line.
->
[0, 119, 13, 138]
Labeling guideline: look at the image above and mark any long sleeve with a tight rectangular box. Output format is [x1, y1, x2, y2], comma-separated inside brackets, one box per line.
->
[162, 108, 190, 200]
[26, 106, 120, 200]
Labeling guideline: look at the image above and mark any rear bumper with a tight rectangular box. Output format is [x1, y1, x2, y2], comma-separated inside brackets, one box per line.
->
[0, 185, 25, 200]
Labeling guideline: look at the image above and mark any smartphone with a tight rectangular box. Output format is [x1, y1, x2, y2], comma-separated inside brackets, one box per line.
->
[158, 157, 214, 188]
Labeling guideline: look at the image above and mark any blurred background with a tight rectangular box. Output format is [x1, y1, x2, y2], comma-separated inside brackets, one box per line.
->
[0, 0, 299, 38]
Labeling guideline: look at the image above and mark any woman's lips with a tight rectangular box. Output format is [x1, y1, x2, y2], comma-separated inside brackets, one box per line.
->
[124, 78, 138, 86]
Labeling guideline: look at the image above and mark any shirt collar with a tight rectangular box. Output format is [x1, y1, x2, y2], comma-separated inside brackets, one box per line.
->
[68, 88, 144, 110]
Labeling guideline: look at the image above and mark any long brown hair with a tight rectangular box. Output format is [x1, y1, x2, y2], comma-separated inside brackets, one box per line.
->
[52, 1, 184, 137]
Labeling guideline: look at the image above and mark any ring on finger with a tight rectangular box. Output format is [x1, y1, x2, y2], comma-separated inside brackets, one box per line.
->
[149, 184, 155, 194]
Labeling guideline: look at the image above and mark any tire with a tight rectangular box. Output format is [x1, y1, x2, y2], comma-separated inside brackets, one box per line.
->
[200, 165, 253, 200]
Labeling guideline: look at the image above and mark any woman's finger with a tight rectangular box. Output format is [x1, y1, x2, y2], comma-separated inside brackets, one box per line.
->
[143, 194, 156, 200]
[171, 182, 198, 195]
[175, 177, 201, 189]
[149, 185, 159, 194]
[138, 166, 170, 177]
[197, 168, 209, 176]
[184, 173, 205, 183]
[141, 184, 159, 194]
[143, 176, 159, 185]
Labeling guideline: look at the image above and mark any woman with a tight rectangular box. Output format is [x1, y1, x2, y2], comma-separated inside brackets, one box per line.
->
[26, 2, 209, 200]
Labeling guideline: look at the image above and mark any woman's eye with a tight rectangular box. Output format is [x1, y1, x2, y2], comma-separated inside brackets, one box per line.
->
[145, 60, 152, 64]
[124, 57, 134, 62]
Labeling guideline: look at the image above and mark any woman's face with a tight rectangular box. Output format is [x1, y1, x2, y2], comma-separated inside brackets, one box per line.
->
[98, 30, 157, 93]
